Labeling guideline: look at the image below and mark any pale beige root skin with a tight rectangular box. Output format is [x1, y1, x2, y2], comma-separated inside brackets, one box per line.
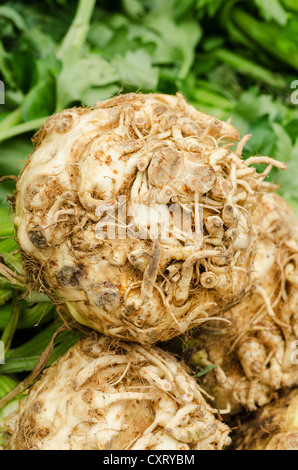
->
[233, 388, 298, 450]
[14, 92, 280, 344]
[184, 194, 298, 413]
[3, 335, 231, 450]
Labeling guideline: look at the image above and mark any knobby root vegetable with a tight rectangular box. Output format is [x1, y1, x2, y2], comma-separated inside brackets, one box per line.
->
[3, 335, 231, 450]
[233, 388, 298, 450]
[13, 92, 284, 344]
[184, 194, 298, 413]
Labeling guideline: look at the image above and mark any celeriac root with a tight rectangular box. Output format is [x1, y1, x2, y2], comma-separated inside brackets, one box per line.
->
[184, 194, 298, 413]
[3, 335, 231, 450]
[14, 92, 284, 344]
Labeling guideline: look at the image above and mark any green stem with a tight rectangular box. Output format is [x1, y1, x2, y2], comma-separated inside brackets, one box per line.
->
[233, 8, 298, 71]
[219, 0, 253, 50]
[0, 290, 21, 360]
[0, 208, 14, 238]
[0, 107, 22, 132]
[0, 5, 26, 31]
[0, 375, 18, 399]
[0, 116, 48, 143]
[196, 364, 218, 378]
[192, 87, 234, 111]
[212, 49, 286, 89]
[57, 0, 97, 60]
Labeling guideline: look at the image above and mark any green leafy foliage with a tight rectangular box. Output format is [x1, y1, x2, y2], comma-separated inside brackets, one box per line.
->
[254, 0, 288, 25]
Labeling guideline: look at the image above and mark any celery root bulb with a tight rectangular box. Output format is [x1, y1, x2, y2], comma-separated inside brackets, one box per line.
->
[4, 335, 231, 450]
[14, 92, 281, 344]
[184, 194, 298, 413]
[233, 389, 298, 450]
